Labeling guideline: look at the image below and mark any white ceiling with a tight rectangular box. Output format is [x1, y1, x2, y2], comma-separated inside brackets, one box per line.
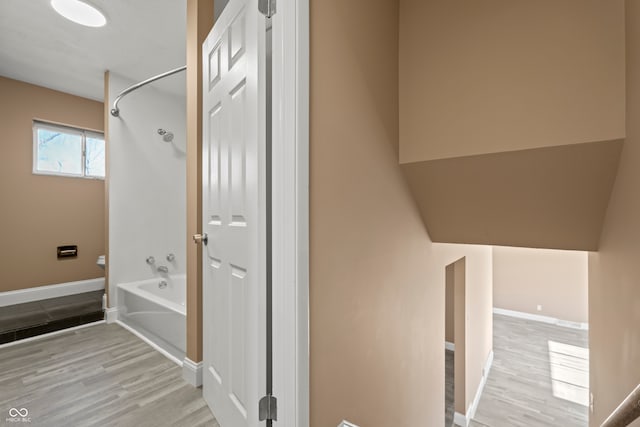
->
[0, 0, 187, 101]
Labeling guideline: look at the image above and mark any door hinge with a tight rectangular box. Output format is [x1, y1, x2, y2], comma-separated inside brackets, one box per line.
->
[258, 394, 277, 421]
[258, 0, 276, 18]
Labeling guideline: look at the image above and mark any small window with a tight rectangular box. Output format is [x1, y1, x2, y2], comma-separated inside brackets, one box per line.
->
[33, 121, 105, 179]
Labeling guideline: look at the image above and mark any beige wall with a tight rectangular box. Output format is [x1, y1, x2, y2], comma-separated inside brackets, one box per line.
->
[310, 1, 435, 424]
[0, 76, 105, 292]
[445, 264, 455, 343]
[104, 71, 110, 304]
[494, 246, 588, 323]
[462, 247, 493, 414]
[399, 0, 625, 163]
[185, 0, 213, 363]
[437, 245, 493, 415]
[447, 258, 465, 414]
[589, 2, 640, 425]
[309, 1, 494, 424]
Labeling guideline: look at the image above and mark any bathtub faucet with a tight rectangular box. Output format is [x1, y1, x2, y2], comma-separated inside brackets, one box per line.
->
[157, 265, 169, 274]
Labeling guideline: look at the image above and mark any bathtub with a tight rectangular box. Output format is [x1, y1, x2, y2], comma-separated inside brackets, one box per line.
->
[117, 274, 186, 363]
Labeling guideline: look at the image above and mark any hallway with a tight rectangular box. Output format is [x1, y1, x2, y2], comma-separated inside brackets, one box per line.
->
[448, 314, 589, 427]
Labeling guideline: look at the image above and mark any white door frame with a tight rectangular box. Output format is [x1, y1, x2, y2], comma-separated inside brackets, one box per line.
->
[270, 0, 309, 426]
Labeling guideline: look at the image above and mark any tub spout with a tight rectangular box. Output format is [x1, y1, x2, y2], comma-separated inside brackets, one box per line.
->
[157, 265, 169, 274]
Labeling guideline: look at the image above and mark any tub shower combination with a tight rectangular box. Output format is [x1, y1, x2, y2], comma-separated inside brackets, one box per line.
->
[117, 255, 186, 363]
[109, 66, 188, 365]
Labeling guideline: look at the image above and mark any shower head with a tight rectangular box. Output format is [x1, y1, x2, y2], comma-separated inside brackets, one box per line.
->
[157, 128, 174, 142]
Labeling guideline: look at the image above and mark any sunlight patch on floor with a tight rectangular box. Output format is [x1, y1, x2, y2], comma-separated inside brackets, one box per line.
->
[548, 340, 589, 407]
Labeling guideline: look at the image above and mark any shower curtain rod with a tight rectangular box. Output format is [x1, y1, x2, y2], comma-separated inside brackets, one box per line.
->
[110, 65, 186, 117]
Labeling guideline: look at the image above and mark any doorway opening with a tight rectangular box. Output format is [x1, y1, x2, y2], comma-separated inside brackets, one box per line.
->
[445, 257, 466, 427]
[473, 246, 590, 427]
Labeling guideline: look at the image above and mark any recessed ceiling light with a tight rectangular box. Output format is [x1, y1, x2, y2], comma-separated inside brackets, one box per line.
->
[51, 0, 107, 28]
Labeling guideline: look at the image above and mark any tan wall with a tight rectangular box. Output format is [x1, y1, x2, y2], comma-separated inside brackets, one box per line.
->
[104, 71, 111, 304]
[463, 247, 493, 413]
[589, 2, 640, 425]
[0, 76, 105, 292]
[310, 1, 494, 424]
[438, 245, 493, 415]
[494, 247, 588, 323]
[185, 0, 213, 363]
[447, 259, 465, 414]
[310, 1, 435, 424]
[445, 264, 455, 343]
[399, 0, 625, 163]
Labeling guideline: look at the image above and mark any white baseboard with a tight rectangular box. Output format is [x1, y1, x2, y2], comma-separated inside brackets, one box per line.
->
[105, 307, 119, 324]
[445, 341, 455, 352]
[493, 307, 588, 330]
[182, 357, 203, 387]
[115, 320, 183, 367]
[0, 320, 105, 350]
[454, 412, 467, 427]
[468, 350, 493, 420]
[453, 350, 494, 427]
[0, 278, 105, 307]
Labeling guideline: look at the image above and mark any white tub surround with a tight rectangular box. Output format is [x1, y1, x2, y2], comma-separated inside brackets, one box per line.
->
[107, 72, 186, 308]
[117, 274, 186, 362]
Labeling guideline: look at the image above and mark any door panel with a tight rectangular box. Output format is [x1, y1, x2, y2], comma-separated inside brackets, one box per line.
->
[202, 1, 266, 426]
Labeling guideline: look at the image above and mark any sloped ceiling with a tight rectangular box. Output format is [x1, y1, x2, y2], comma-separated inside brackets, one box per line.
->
[402, 140, 623, 250]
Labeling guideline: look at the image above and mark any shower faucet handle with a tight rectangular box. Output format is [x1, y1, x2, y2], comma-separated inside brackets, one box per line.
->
[166, 253, 175, 262]
[146, 256, 156, 265]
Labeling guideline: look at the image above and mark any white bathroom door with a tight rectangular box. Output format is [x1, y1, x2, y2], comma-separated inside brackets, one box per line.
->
[201, 0, 267, 426]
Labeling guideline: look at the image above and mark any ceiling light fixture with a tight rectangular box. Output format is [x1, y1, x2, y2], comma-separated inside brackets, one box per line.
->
[50, 0, 107, 28]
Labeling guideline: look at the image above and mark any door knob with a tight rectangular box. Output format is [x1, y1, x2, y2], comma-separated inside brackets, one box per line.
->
[192, 233, 208, 245]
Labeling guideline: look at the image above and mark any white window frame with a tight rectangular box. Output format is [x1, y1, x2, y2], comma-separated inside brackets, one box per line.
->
[32, 120, 105, 180]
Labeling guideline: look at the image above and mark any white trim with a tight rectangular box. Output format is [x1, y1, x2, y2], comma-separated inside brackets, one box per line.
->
[493, 307, 589, 330]
[338, 421, 360, 427]
[0, 278, 105, 307]
[105, 307, 119, 324]
[445, 341, 455, 352]
[453, 412, 467, 427]
[0, 320, 105, 350]
[115, 320, 183, 367]
[271, 1, 310, 427]
[182, 357, 203, 387]
[32, 120, 106, 180]
[468, 350, 493, 421]
[453, 350, 494, 427]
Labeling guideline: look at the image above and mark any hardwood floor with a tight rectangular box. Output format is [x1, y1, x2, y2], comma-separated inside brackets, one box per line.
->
[0, 323, 218, 427]
[471, 314, 589, 427]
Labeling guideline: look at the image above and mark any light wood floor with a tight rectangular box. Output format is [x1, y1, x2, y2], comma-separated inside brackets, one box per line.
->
[469, 314, 589, 427]
[1, 314, 588, 427]
[0, 323, 218, 427]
